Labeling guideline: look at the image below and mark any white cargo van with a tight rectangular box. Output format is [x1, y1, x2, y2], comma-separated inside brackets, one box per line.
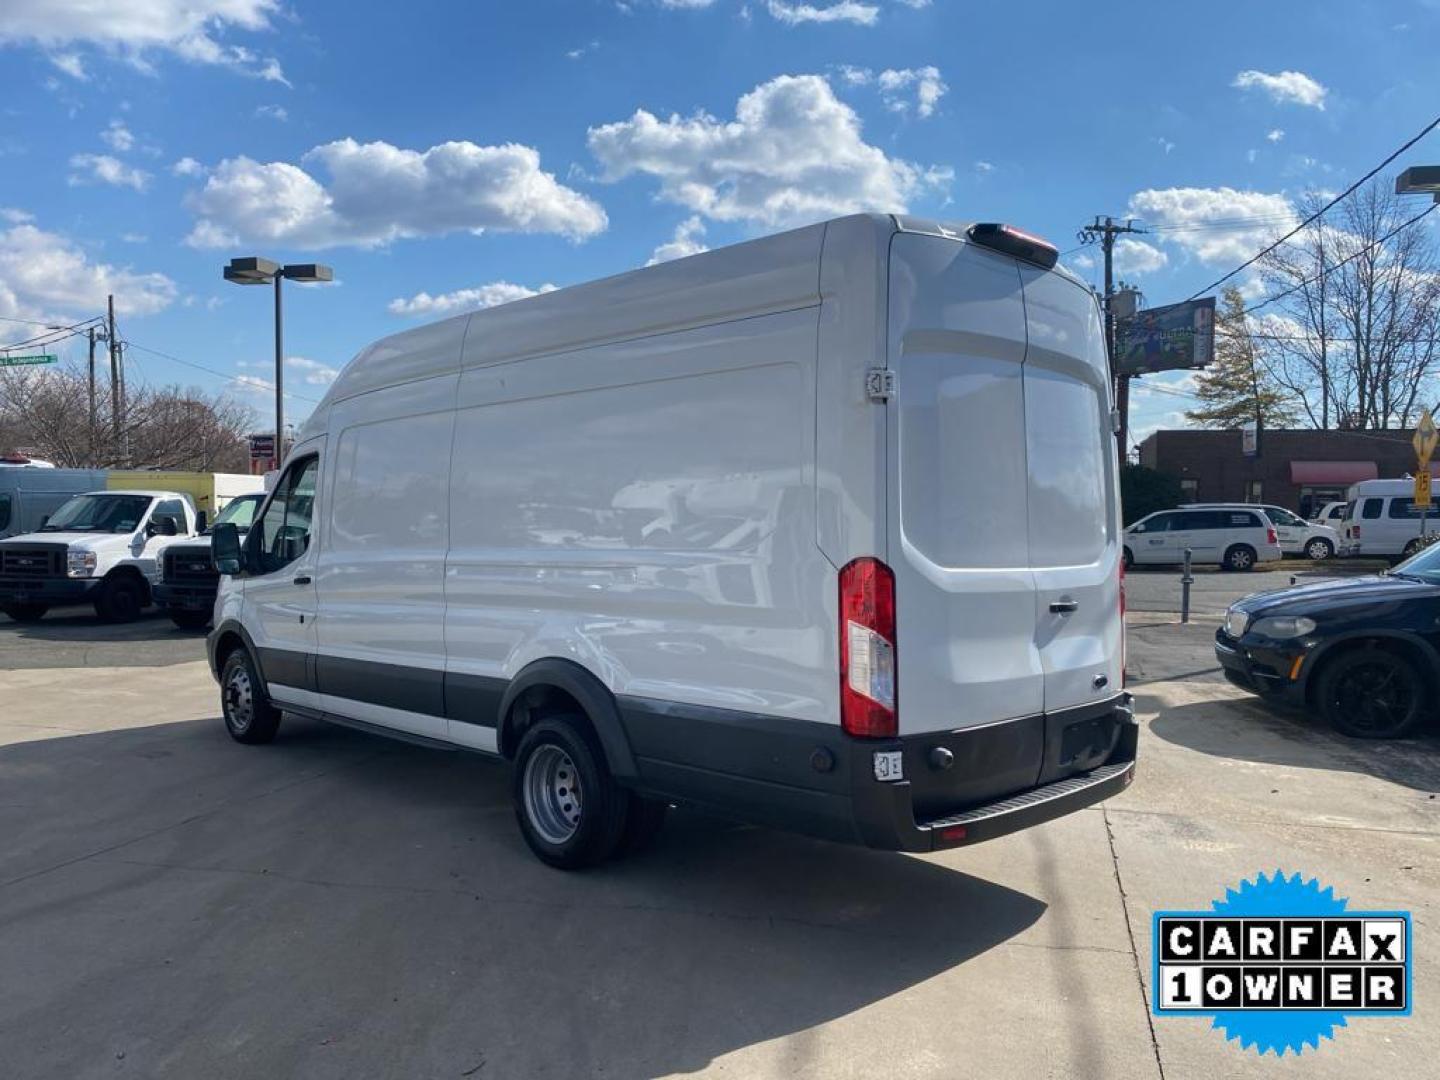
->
[207, 215, 1135, 868]
[1340, 478, 1436, 559]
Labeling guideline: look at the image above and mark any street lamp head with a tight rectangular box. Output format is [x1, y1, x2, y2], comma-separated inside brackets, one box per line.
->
[281, 263, 334, 283]
[1395, 166, 1440, 196]
[223, 256, 281, 284]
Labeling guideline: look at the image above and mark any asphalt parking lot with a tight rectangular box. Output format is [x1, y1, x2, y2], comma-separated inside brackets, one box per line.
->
[1, 581, 1435, 1079]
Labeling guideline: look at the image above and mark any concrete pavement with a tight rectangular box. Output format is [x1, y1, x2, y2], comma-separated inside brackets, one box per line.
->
[0, 624, 1435, 1079]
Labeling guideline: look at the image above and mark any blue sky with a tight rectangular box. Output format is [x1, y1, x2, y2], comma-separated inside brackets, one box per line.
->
[2, 0, 1439, 445]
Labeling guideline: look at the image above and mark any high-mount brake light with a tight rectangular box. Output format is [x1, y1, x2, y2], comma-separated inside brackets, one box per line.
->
[966, 223, 1060, 270]
[839, 557, 897, 738]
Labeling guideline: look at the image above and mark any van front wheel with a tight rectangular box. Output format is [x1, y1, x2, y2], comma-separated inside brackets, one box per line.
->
[513, 717, 629, 869]
[220, 649, 282, 744]
[1223, 545, 1256, 572]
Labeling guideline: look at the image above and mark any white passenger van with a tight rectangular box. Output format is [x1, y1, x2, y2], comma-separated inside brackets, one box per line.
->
[207, 215, 1135, 868]
[1340, 478, 1436, 559]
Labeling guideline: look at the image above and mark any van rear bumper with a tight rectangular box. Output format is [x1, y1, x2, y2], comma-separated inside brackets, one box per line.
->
[619, 691, 1138, 853]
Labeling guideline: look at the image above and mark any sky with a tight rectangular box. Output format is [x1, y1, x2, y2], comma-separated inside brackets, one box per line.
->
[2, 0, 1439, 446]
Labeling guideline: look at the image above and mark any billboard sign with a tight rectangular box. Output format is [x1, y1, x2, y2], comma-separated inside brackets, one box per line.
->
[1116, 297, 1217, 376]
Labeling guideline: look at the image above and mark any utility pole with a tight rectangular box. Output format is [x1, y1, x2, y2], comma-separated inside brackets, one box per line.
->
[1078, 216, 1146, 456]
[107, 294, 120, 461]
[86, 326, 97, 467]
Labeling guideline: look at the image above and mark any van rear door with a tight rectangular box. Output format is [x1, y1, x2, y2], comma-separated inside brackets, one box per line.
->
[886, 234, 1045, 736]
[1018, 266, 1123, 712]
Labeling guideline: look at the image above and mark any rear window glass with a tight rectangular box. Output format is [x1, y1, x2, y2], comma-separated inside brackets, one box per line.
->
[1362, 498, 1384, 519]
[1177, 510, 1222, 530]
[1227, 511, 1261, 528]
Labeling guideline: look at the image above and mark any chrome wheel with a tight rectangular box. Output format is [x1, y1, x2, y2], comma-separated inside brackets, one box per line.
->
[224, 664, 254, 735]
[523, 744, 583, 844]
[1306, 539, 1331, 560]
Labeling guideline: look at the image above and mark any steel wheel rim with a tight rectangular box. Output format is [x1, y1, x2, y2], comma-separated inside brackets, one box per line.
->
[523, 744, 583, 844]
[1335, 662, 1414, 733]
[224, 665, 253, 733]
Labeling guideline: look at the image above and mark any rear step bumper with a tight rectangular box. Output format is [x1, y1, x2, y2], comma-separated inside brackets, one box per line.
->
[852, 693, 1138, 852]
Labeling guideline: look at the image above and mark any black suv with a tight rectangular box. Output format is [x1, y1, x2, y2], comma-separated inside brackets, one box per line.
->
[1215, 545, 1440, 738]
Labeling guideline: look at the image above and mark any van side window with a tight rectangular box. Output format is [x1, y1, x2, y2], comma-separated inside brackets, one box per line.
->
[255, 457, 319, 574]
[1223, 511, 1259, 528]
[1388, 497, 1423, 519]
[1362, 498, 1384, 519]
[153, 498, 185, 528]
[0, 493, 9, 532]
[1178, 510, 1222, 530]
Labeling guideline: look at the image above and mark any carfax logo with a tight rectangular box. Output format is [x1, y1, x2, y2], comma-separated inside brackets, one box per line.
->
[1152, 871, 1412, 1055]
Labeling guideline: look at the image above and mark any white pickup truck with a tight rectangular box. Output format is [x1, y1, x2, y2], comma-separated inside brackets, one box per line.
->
[0, 489, 199, 623]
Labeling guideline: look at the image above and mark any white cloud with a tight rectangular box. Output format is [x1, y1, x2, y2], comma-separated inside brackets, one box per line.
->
[973, 160, 994, 175]
[171, 156, 206, 177]
[1113, 237, 1168, 276]
[285, 356, 340, 386]
[1232, 69, 1328, 110]
[766, 1, 880, 26]
[1128, 186, 1298, 265]
[588, 74, 951, 227]
[387, 281, 558, 319]
[49, 51, 85, 79]
[1266, 128, 1285, 143]
[0, 209, 34, 224]
[0, 0, 287, 83]
[647, 216, 709, 264]
[68, 153, 149, 191]
[566, 41, 599, 59]
[185, 138, 607, 250]
[0, 219, 176, 330]
[843, 65, 948, 117]
[100, 119, 134, 152]
[254, 104, 288, 122]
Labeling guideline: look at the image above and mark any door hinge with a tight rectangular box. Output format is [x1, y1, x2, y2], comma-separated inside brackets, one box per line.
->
[866, 368, 896, 402]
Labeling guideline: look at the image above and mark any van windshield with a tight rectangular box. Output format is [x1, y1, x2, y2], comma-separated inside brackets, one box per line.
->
[209, 493, 264, 532]
[40, 493, 151, 533]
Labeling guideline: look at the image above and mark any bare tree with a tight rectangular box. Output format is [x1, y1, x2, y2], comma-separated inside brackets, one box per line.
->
[1261, 180, 1440, 429]
[0, 362, 256, 471]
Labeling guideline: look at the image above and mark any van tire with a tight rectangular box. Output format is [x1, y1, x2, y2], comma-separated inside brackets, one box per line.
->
[513, 716, 629, 869]
[94, 575, 146, 622]
[1223, 545, 1256, 572]
[1305, 538, 1334, 561]
[170, 609, 211, 631]
[220, 648, 282, 744]
[1315, 648, 1427, 739]
[1122, 546, 1134, 570]
[1402, 538, 1425, 559]
[2, 603, 48, 623]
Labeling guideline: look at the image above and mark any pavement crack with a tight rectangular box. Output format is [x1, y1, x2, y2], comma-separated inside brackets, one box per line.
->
[1106, 805, 1440, 839]
[1103, 804, 1167, 1080]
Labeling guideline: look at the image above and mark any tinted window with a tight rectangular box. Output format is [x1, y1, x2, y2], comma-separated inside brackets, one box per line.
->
[1177, 510, 1223, 530]
[1139, 512, 1177, 532]
[0, 493, 9, 531]
[1388, 497, 1426, 519]
[1362, 498, 1383, 519]
[254, 457, 319, 574]
[153, 499, 185, 528]
[1226, 511, 1261, 528]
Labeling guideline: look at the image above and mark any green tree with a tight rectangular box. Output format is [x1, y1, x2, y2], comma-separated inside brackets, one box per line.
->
[1185, 286, 1298, 429]
[1120, 464, 1184, 526]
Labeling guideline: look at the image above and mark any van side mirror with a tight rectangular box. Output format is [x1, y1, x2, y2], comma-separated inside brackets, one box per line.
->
[196, 510, 208, 532]
[148, 515, 180, 537]
[212, 522, 243, 575]
[1131, 522, 1146, 534]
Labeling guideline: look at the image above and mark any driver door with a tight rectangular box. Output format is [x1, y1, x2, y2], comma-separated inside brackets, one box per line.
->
[243, 450, 322, 711]
[1134, 512, 1178, 564]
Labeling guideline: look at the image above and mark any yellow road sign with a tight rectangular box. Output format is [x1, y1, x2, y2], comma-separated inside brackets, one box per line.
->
[1414, 408, 1438, 466]
[1416, 470, 1432, 510]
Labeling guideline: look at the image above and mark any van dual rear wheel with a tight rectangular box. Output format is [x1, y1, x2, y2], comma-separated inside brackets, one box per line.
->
[220, 649, 282, 744]
[1223, 544, 1257, 572]
[513, 717, 630, 869]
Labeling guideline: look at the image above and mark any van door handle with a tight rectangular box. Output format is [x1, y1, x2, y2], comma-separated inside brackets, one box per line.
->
[293, 575, 312, 586]
[1049, 599, 1079, 614]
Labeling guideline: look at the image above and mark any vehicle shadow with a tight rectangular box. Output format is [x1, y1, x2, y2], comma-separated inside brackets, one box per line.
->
[1140, 690, 1440, 793]
[0, 716, 1047, 1079]
[0, 606, 206, 665]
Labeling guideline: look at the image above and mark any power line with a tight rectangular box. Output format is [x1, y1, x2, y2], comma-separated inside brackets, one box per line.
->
[1183, 112, 1440, 301]
[122, 338, 324, 405]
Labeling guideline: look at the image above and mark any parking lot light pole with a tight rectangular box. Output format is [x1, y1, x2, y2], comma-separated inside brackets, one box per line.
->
[223, 257, 334, 467]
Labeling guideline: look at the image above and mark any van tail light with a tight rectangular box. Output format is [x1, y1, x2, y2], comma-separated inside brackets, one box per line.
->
[839, 557, 897, 738]
[1351, 525, 1360, 538]
[1267, 526, 1278, 546]
[1119, 557, 1127, 687]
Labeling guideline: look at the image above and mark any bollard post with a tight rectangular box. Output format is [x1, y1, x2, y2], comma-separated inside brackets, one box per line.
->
[1180, 547, 1194, 624]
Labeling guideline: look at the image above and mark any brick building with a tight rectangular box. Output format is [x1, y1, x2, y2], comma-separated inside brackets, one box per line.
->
[1137, 428, 1417, 518]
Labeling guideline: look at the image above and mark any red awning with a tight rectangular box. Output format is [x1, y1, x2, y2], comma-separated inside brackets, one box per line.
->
[1289, 461, 1379, 485]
